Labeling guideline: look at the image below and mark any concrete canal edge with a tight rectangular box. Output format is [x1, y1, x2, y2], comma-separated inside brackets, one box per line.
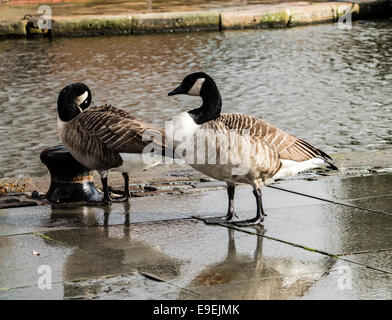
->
[0, 0, 391, 37]
[131, 11, 220, 34]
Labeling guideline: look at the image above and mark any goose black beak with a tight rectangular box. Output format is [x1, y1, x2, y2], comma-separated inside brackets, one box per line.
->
[168, 86, 186, 96]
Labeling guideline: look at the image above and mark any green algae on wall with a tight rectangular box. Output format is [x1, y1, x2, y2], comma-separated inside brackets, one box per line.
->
[53, 16, 133, 36]
[221, 9, 290, 29]
[289, 3, 335, 26]
[131, 11, 220, 33]
[0, 21, 26, 36]
[257, 10, 291, 28]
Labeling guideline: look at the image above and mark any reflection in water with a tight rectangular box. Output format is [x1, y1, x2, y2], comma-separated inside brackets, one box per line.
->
[1, 19, 392, 178]
[183, 227, 334, 299]
[45, 205, 181, 298]
[49, 202, 129, 227]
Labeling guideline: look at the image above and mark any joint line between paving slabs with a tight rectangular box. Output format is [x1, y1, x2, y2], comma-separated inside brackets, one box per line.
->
[267, 185, 392, 217]
[192, 216, 392, 276]
[138, 272, 208, 299]
[335, 247, 392, 257]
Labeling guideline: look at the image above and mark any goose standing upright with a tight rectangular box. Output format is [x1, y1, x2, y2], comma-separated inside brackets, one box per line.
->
[57, 82, 168, 204]
[168, 72, 337, 226]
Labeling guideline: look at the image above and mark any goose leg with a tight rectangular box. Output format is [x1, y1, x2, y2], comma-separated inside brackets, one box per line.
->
[112, 172, 131, 202]
[122, 172, 131, 201]
[124, 201, 130, 226]
[204, 184, 238, 224]
[100, 171, 114, 205]
[99, 171, 129, 203]
[233, 188, 265, 226]
[106, 172, 130, 202]
[111, 172, 130, 202]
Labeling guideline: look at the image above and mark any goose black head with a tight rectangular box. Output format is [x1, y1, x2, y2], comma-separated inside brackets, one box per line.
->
[168, 72, 222, 124]
[57, 82, 92, 122]
[168, 72, 215, 97]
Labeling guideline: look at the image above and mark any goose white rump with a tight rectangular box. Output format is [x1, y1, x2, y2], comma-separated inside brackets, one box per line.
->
[272, 158, 327, 180]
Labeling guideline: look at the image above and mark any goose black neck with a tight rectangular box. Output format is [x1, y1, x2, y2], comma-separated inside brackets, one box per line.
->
[57, 92, 80, 122]
[188, 79, 222, 125]
[57, 83, 91, 122]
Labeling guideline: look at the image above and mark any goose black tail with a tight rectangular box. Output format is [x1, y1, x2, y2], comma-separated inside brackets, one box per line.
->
[325, 160, 338, 171]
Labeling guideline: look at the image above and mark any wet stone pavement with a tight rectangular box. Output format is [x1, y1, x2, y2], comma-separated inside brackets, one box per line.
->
[1, 173, 392, 299]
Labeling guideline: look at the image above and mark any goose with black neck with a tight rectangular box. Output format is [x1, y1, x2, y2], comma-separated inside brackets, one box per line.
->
[57, 82, 170, 205]
[168, 72, 338, 226]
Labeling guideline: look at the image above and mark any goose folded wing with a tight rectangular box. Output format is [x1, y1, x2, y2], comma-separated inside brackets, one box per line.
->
[78, 110, 165, 154]
[218, 113, 332, 163]
[89, 104, 139, 120]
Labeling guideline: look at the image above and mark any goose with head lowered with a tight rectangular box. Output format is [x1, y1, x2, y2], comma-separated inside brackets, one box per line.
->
[57, 82, 170, 204]
[168, 72, 338, 226]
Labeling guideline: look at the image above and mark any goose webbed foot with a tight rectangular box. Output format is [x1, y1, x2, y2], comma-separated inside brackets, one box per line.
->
[108, 192, 129, 202]
[204, 210, 238, 225]
[232, 216, 264, 227]
[87, 198, 112, 207]
[204, 215, 235, 225]
[106, 188, 130, 202]
[107, 186, 123, 195]
[232, 187, 266, 227]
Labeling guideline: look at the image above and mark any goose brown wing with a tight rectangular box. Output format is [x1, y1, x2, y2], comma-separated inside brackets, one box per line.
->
[76, 105, 165, 154]
[89, 104, 138, 120]
[217, 113, 332, 162]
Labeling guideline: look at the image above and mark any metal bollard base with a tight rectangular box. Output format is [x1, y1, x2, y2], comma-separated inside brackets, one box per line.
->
[40, 145, 104, 203]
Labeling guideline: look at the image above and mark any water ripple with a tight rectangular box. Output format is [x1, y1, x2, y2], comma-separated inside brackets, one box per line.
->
[0, 19, 391, 178]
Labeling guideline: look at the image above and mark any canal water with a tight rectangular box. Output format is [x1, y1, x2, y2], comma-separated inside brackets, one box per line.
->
[0, 18, 391, 178]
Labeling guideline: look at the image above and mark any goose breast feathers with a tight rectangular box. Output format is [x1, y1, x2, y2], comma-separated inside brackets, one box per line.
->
[194, 115, 280, 181]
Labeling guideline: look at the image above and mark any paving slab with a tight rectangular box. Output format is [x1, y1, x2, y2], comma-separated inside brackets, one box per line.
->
[3, 174, 392, 253]
[0, 218, 337, 299]
[0, 197, 187, 236]
[343, 250, 392, 274]
[302, 259, 392, 299]
[270, 173, 392, 203]
[0, 233, 72, 289]
[0, 273, 203, 300]
[236, 204, 392, 255]
[0, 182, 326, 236]
[1, 173, 392, 299]
[347, 196, 392, 215]
[3, 218, 392, 299]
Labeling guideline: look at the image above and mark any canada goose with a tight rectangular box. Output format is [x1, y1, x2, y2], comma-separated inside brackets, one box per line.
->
[168, 72, 338, 226]
[57, 82, 167, 204]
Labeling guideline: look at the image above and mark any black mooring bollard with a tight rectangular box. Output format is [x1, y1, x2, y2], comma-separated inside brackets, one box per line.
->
[40, 145, 104, 203]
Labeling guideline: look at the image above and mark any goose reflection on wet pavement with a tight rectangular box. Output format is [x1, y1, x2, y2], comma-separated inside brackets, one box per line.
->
[44, 204, 182, 298]
[41, 205, 335, 299]
[48, 202, 130, 228]
[182, 226, 334, 299]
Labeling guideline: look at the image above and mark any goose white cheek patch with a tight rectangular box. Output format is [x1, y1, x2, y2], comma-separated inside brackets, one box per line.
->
[187, 78, 205, 96]
[75, 91, 88, 106]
